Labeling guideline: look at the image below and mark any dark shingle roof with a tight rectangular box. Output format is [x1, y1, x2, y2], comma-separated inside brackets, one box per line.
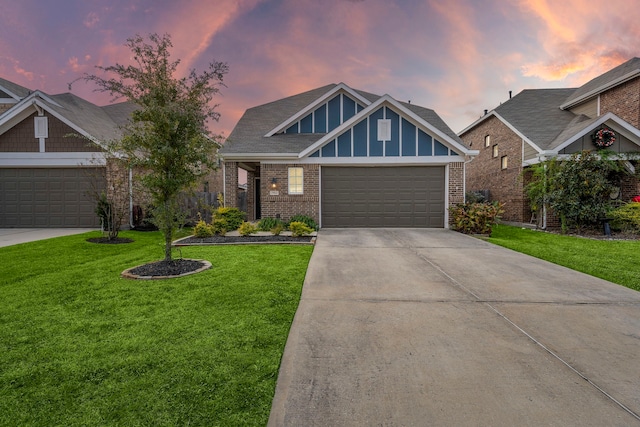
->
[222, 84, 464, 155]
[493, 88, 578, 149]
[561, 57, 640, 108]
[0, 77, 31, 99]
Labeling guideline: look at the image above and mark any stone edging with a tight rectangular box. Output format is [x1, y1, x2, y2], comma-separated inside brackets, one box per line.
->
[172, 235, 316, 246]
[121, 259, 212, 280]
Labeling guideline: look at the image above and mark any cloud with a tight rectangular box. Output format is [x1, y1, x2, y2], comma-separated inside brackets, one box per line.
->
[83, 12, 99, 28]
[518, 0, 640, 84]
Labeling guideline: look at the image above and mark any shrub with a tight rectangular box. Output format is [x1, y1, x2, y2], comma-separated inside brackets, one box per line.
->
[287, 214, 317, 231]
[289, 221, 313, 237]
[258, 217, 284, 231]
[238, 221, 258, 236]
[211, 218, 228, 236]
[213, 207, 245, 232]
[193, 218, 214, 238]
[271, 223, 284, 236]
[465, 191, 486, 204]
[449, 201, 504, 235]
[609, 202, 640, 233]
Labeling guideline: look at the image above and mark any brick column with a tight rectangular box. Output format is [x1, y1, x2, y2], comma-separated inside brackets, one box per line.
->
[224, 161, 238, 208]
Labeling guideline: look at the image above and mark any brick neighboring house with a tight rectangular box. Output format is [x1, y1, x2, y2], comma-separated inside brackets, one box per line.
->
[220, 83, 478, 228]
[459, 58, 640, 227]
[0, 77, 223, 228]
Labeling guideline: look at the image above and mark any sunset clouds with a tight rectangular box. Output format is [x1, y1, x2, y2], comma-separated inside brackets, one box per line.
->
[0, 0, 638, 134]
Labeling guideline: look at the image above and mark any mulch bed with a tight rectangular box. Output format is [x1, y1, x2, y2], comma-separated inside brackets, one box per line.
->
[122, 259, 211, 279]
[175, 235, 315, 245]
[86, 237, 134, 244]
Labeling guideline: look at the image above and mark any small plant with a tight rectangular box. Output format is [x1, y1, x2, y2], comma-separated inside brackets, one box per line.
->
[271, 223, 284, 236]
[609, 201, 640, 233]
[465, 191, 486, 204]
[211, 218, 228, 236]
[258, 217, 285, 231]
[213, 207, 245, 232]
[287, 214, 317, 231]
[449, 201, 504, 235]
[193, 214, 214, 237]
[238, 221, 258, 236]
[289, 221, 313, 237]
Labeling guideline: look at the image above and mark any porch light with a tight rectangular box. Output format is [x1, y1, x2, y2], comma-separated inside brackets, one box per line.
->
[271, 178, 278, 189]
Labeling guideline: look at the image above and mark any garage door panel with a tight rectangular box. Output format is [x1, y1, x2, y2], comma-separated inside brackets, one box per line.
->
[0, 168, 105, 227]
[322, 166, 444, 228]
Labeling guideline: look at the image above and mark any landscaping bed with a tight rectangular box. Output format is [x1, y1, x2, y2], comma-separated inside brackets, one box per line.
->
[174, 231, 316, 245]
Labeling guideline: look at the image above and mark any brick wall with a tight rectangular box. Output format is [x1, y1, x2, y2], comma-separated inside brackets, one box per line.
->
[260, 163, 319, 223]
[600, 77, 640, 128]
[448, 162, 464, 206]
[224, 161, 239, 209]
[461, 116, 528, 222]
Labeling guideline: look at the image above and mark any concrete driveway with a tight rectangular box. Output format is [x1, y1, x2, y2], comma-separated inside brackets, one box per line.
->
[269, 228, 640, 426]
[0, 228, 95, 248]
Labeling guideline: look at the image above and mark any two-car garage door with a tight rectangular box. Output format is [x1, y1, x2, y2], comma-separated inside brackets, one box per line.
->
[321, 166, 445, 228]
[0, 168, 105, 228]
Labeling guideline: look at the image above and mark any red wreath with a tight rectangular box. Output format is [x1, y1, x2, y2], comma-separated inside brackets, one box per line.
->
[592, 128, 616, 148]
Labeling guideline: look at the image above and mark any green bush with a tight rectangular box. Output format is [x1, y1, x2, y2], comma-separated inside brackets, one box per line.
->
[213, 207, 245, 232]
[271, 223, 284, 236]
[193, 219, 214, 237]
[211, 218, 228, 236]
[449, 201, 504, 235]
[609, 202, 640, 233]
[258, 217, 285, 231]
[289, 221, 313, 237]
[287, 214, 317, 231]
[238, 221, 258, 236]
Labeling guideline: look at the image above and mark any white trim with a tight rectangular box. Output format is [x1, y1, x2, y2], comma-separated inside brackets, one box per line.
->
[597, 94, 601, 116]
[261, 156, 461, 166]
[265, 83, 372, 137]
[0, 152, 107, 167]
[444, 163, 450, 228]
[299, 95, 477, 158]
[0, 99, 18, 104]
[552, 112, 640, 153]
[560, 69, 640, 110]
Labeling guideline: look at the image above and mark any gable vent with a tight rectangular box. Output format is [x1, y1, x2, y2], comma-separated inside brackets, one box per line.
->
[34, 116, 48, 138]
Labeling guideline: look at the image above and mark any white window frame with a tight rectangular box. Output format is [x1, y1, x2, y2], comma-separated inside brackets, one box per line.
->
[484, 134, 490, 147]
[501, 155, 508, 170]
[378, 119, 391, 141]
[288, 167, 304, 195]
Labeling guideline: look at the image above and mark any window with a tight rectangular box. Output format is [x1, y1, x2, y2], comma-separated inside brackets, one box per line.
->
[288, 167, 303, 194]
[492, 144, 498, 158]
[484, 135, 490, 147]
[501, 155, 508, 170]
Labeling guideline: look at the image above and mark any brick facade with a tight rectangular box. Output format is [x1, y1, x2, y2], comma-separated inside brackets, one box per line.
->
[600, 77, 640, 128]
[461, 116, 528, 222]
[260, 163, 320, 223]
[448, 162, 465, 207]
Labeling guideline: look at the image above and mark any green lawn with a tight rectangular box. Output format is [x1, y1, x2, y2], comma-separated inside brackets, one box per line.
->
[488, 224, 640, 291]
[0, 231, 313, 426]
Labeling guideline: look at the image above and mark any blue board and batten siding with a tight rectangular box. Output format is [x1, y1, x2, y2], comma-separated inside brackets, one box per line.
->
[283, 93, 458, 159]
[285, 93, 366, 135]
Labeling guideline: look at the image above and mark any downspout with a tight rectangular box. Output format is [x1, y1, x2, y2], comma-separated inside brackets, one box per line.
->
[542, 163, 548, 230]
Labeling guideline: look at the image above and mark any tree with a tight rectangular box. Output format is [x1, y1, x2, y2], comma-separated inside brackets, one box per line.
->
[525, 150, 629, 232]
[82, 33, 228, 261]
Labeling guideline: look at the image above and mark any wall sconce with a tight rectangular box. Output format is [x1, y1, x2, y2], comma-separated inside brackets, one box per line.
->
[271, 178, 278, 189]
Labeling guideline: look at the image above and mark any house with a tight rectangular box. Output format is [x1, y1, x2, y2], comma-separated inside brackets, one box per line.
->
[0, 78, 223, 228]
[220, 83, 478, 228]
[459, 58, 640, 227]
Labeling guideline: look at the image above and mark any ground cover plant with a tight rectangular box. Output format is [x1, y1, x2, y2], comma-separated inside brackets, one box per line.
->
[0, 231, 312, 426]
[488, 224, 640, 291]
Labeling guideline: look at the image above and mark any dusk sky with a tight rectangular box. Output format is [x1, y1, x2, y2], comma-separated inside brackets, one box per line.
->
[1, 0, 638, 137]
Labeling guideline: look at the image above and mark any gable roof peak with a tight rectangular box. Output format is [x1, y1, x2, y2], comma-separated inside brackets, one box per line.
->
[561, 57, 640, 109]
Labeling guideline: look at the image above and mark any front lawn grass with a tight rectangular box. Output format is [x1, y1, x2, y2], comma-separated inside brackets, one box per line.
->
[0, 231, 313, 426]
[489, 224, 640, 291]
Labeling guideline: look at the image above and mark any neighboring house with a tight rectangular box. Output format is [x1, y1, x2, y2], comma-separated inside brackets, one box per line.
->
[460, 58, 640, 227]
[0, 78, 223, 228]
[220, 83, 478, 228]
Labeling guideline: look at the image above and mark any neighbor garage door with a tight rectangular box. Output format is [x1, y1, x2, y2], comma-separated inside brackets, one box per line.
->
[0, 168, 105, 227]
[321, 166, 445, 228]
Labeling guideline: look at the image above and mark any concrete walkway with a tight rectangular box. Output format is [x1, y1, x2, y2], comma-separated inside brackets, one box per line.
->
[268, 228, 640, 426]
[0, 228, 95, 248]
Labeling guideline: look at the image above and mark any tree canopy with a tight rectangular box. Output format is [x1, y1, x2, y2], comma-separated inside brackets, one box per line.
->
[83, 33, 228, 260]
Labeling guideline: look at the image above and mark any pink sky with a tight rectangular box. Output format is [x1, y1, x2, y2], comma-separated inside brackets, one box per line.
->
[1, 0, 638, 136]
